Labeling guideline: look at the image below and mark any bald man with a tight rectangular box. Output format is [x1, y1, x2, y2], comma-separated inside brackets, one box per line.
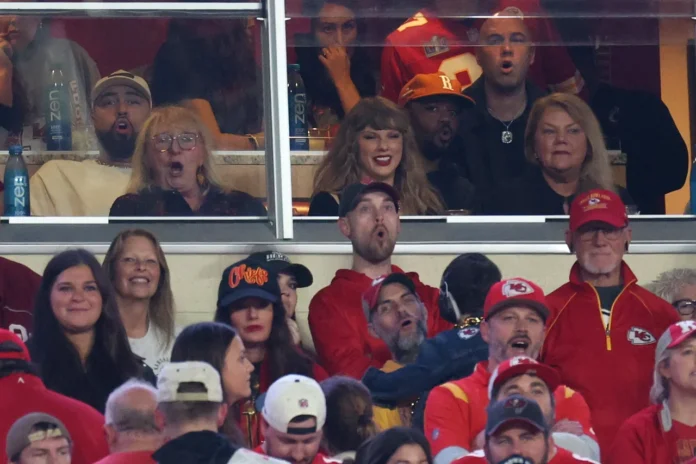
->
[456, 13, 547, 214]
[96, 379, 163, 464]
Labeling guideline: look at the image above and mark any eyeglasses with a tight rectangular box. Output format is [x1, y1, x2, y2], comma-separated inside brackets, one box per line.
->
[577, 226, 625, 243]
[673, 299, 696, 317]
[152, 132, 199, 152]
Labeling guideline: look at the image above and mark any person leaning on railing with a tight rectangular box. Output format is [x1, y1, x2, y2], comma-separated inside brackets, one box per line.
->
[109, 106, 267, 217]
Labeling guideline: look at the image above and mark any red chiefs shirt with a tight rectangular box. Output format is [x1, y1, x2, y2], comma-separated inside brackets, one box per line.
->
[380, 4, 583, 102]
[673, 421, 696, 463]
[0, 373, 108, 464]
[0, 257, 41, 341]
[424, 361, 595, 459]
[308, 265, 451, 378]
[453, 447, 598, 463]
[542, 262, 679, 453]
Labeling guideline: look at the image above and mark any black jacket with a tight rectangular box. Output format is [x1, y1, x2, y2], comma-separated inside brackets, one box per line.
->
[457, 78, 547, 208]
[590, 83, 688, 214]
[153, 431, 240, 464]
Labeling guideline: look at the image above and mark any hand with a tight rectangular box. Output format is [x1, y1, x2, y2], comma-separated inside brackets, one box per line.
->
[318, 46, 351, 86]
[552, 419, 584, 436]
[472, 429, 486, 450]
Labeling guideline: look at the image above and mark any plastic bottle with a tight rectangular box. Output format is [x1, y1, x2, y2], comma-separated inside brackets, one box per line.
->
[288, 64, 309, 151]
[44, 64, 72, 151]
[4, 144, 30, 216]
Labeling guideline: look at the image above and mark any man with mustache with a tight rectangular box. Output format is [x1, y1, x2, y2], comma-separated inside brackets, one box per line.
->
[398, 73, 477, 212]
[30, 70, 151, 216]
[308, 182, 451, 379]
[542, 189, 678, 453]
[362, 272, 429, 429]
[424, 278, 595, 464]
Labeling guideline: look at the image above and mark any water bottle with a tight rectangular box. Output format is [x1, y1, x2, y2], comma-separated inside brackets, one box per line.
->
[288, 64, 309, 151]
[44, 64, 72, 151]
[4, 145, 30, 216]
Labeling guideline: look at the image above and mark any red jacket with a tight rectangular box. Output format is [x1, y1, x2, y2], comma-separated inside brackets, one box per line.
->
[237, 355, 329, 448]
[308, 265, 451, 378]
[424, 361, 595, 458]
[607, 403, 683, 464]
[542, 262, 679, 453]
[0, 373, 109, 464]
[0, 257, 41, 340]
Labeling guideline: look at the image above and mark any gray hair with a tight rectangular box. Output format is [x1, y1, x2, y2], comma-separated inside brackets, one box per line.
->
[646, 268, 696, 304]
[105, 379, 159, 434]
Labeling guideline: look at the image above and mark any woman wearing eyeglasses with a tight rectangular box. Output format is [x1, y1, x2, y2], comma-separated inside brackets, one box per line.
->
[109, 106, 267, 216]
[647, 268, 696, 321]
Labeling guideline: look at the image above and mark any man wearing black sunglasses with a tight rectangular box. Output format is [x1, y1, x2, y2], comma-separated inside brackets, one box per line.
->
[541, 188, 678, 455]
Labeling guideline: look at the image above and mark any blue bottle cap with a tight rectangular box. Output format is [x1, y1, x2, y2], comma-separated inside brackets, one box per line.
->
[8, 145, 22, 156]
[288, 63, 300, 71]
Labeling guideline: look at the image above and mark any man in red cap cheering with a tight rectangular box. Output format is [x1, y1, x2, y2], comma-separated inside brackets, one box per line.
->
[424, 277, 596, 464]
[542, 189, 678, 454]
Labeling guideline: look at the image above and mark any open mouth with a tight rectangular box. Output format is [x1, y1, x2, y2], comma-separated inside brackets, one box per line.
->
[373, 156, 392, 167]
[509, 337, 530, 350]
[114, 118, 132, 135]
[374, 226, 387, 239]
[169, 161, 184, 176]
[501, 61, 514, 73]
[129, 276, 150, 284]
[401, 319, 413, 329]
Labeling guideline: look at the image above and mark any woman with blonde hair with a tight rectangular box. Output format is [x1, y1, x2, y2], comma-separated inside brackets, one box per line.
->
[109, 106, 267, 216]
[483, 92, 633, 215]
[103, 228, 177, 373]
[608, 321, 696, 464]
[308, 97, 444, 216]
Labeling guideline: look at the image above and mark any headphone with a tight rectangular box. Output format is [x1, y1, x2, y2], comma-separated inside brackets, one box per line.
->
[439, 275, 462, 324]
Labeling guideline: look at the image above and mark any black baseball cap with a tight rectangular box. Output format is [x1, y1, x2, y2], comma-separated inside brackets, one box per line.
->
[338, 182, 400, 217]
[216, 258, 281, 310]
[485, 395, 548, 438]
[247, 251, 313, 288]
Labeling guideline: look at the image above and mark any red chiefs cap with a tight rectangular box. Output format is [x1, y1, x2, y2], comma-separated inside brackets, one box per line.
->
[488, 356, 561, 399]
[362, 273, 417, 320]
[569, 189, 628, 233]
[0, 329, 30, 362]
[655, 321, 696, 361]
[483, 278, 549, 321]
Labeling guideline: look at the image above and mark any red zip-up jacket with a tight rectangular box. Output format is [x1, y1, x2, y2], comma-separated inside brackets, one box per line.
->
[237, 354, 329, 448]
[308, 265, 451, 378]
[542, 262, 678, 453]
[0, 257, 41, 340]
[607, 403, 682, 464]
[1, 372, 108, 464]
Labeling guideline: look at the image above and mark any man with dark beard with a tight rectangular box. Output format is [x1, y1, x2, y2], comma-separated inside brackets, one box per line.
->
[398, 73, 477, 212]
[30, 70, 151, 216]
[362, 273, 428, 429]
[308, 182, 451, 379]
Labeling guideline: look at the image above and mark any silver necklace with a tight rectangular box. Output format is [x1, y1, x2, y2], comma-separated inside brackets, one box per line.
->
[487, 100, 527, 144]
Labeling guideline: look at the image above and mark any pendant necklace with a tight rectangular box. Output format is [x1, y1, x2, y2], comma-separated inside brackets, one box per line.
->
[487, 99, 527, 144]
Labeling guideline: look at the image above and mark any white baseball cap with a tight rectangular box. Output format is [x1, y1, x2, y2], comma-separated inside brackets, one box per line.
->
[157, 361, 223, 403]
[262, 374, 326, 434]
[92, 69, 152, 107]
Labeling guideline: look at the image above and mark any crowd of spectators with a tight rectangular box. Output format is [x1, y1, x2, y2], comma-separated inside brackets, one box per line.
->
[2, 182, 696, 463]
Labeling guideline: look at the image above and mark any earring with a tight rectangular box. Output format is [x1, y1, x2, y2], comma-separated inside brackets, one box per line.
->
[196, 165, 206, 187]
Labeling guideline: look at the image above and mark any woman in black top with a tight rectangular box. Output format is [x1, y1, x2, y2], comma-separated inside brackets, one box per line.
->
[28, 249, 154, 413]
[483, 92, 635, 215]
[110, 106, 267, 217]
[296, 0, 377, 128]
[151, 18, 263, 150]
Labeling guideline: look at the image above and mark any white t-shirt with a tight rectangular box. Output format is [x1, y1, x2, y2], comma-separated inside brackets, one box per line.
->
[128, 324, 174, 375]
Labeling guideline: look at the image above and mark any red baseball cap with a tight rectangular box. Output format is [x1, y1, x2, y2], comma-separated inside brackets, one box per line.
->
[655, 321, 696, 361]
[0, 329, 30, 362]
[569, 189, 628, 233]
[362, 273, 417, 320]
[488, 356, 561, 399]
[483, 278, 549, 321]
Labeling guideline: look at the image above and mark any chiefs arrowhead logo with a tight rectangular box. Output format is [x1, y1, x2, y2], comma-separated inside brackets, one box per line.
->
[627, 327, 656, 345]
[502, 280, 534, 298]
[457, 327, 479, 339]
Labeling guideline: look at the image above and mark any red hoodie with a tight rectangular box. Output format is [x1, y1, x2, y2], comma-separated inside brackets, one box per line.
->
[0, 257, 42, 341]
[542, 262, 678, 453]
[1, 373, 108, 464]
[308, 265, 451, 378]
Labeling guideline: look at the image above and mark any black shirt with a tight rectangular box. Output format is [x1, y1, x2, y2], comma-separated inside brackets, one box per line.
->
[308, 192, 339, 216]
[110, 186, 267, 217]
[153, 430, 240, 464]
[596, 285, 624, 313]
